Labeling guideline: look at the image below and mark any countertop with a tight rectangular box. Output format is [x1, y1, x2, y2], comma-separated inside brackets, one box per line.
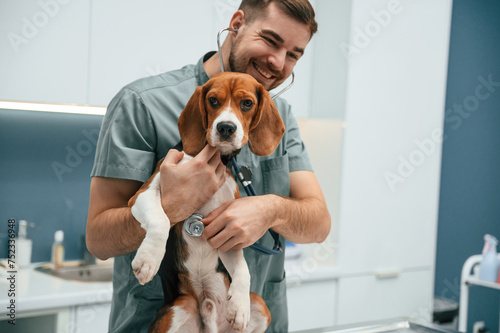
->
[304, 319, 459, 333]
[0, 263, 113, 315]
[0, 259, 339, 316]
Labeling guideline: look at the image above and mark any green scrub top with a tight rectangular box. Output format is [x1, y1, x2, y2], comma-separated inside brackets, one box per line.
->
[91, 52, 313, 333]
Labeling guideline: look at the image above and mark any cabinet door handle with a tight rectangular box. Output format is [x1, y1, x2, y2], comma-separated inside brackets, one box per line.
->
[374, 269, 401, 279]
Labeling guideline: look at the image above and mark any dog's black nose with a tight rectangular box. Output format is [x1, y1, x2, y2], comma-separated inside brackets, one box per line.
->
[216, 122, 237, 140]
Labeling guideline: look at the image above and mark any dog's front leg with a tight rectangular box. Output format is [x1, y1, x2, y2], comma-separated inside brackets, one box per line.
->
[219, 249, 251, 332]
[129, 173, 170, 285]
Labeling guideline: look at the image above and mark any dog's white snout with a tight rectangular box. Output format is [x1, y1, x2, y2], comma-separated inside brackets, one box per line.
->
[211, 111, 244, 151]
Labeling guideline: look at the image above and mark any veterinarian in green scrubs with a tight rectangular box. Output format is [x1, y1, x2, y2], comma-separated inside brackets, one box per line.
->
[87, 1, 330, 332]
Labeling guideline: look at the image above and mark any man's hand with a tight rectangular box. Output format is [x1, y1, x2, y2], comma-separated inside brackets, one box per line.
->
[160, 145, 226, 224]
[201, 196, 275, 252]
[200, 170, 331, 251]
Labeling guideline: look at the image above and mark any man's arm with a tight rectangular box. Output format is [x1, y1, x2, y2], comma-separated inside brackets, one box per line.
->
[86, 177, 144, 260]
[272, 170, 331, 243]
[201, 170, 331, 252]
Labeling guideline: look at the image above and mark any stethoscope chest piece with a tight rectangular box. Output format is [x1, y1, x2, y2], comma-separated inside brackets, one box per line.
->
[184, 213, 205, 237]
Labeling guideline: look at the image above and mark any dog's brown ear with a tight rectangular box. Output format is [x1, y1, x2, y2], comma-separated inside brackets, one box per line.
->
[248, 85, 285, 156]
[178, 85, 208, 155]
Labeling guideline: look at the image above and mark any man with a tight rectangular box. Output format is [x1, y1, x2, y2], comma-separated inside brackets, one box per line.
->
[86, 0, 330, 332]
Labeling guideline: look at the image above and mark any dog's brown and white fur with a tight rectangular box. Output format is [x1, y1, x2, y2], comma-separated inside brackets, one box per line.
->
[127, 72, 285, 332]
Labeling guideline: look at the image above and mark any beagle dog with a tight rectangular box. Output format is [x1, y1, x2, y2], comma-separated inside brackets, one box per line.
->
[128, 72, 286, 332]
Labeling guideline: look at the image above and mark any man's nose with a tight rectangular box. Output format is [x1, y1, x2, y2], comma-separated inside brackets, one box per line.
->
[268, 48, 286, 72]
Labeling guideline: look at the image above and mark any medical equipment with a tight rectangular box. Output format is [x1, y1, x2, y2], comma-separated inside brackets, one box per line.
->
[184, 213, 205, 237]
[183, 157, 283, 255]
[216, 27, 295, 100]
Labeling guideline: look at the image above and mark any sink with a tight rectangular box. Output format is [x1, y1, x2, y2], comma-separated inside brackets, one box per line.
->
[35, 263, 113, 282]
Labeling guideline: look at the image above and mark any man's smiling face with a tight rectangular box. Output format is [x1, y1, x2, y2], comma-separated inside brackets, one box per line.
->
[228, 3, 311, 91]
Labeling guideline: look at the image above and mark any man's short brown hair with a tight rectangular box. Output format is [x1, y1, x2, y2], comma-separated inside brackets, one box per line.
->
[238, 0, 318, 38]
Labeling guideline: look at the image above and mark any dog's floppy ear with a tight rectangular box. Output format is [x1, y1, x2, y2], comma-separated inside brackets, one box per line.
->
[248, 85, 285, 156]
[178, 85, 208, 155]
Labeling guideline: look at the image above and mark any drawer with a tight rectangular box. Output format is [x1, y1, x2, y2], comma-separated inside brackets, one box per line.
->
[288, 279, 337, 332]
[337, 269, 433, 326]
[74, 303, 111, 331]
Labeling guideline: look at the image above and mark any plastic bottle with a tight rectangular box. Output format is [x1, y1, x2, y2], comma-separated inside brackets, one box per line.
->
[478, 234, 499, 282]
[51, 230, 65, 269]
[17, 220, 33, 268]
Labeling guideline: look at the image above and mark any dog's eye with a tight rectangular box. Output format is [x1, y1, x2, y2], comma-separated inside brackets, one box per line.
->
[208, 97, 219, 108]
[241, 99, 254, 111]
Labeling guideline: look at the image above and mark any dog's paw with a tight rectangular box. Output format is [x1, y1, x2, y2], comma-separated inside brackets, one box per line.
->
[226, 290, 251, 332]
[131, 241, 165, 285]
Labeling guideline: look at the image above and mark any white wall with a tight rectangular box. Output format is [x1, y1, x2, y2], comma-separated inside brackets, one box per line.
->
[339, 0, 452, 273]
[334, 0, 453, 324]
[0, 0, 90, 104]
[310, 0, 352, 119]
[87, 0, 214, 105]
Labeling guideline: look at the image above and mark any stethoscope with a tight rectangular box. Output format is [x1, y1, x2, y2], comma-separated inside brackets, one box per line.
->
[184, 156, 283, 255]
[183, 28, 290, 256]
[183, 147, 283, 255]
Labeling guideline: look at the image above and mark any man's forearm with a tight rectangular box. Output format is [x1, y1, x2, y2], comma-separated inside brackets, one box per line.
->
[86, 207, 145, 260]
[269, 194, 331, 244]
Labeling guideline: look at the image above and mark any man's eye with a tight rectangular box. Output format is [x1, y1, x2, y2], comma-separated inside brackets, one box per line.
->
[264, 37, 278, 47]
[288, 52, 299, 61]
[241, 100, 254, 111]
[208, 97, 219, 108]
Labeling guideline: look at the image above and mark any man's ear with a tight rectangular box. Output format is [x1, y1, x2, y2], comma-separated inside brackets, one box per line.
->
[178, 85, 208, 155]
[229, 10, 245, 31]
[248, 85, 285, 156]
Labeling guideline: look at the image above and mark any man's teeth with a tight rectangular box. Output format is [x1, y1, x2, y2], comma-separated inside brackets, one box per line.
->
[255, 63, 273, 79]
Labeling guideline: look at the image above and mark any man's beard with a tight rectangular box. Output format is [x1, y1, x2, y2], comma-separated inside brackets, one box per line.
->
[227, 39, 283, 91]
[228, 38, 244, 74]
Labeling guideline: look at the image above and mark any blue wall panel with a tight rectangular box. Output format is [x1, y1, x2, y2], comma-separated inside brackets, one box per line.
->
[435, 1, 500, 331]
[0, 109, 103, 262]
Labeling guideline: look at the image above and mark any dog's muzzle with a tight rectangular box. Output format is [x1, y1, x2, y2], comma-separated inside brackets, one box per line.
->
[216, 121, 237, 141]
